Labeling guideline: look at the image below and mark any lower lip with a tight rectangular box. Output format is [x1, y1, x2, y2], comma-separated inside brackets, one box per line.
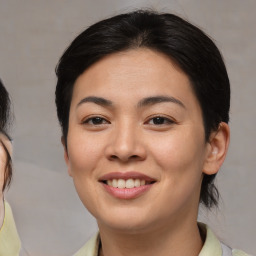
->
[102, 183, 153, 199]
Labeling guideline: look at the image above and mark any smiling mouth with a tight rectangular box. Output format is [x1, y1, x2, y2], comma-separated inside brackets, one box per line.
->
[99, 172, 156, 199]
[101, 179, 155, 189]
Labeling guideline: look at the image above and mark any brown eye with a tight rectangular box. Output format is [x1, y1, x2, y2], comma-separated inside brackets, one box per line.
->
[152, 117, 165, 125]
[83, 116, 109, 125]
[148, 116, 174, 125]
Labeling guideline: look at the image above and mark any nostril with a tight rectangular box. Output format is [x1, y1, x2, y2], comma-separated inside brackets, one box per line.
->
[109, 154, 139, 161]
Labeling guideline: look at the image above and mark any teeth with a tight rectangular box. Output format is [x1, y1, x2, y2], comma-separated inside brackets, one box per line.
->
[126, 179, 134, 189]
[134, 179, 140, 187]
[106, 178, 148, 188]
[112, 179, 118, 188]
[117, 179, 126, 189]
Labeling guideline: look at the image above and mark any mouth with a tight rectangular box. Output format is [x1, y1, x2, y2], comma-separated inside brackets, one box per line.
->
[101, 178, 155, 189]
[99, 172, 156, 188]
[99, 172, 156, 199]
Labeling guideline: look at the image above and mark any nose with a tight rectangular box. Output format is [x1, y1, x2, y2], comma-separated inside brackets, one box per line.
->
[105, 122, 146, 162]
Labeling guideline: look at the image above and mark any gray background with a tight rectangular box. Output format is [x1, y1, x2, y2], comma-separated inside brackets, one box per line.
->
[0, 0, 255, 255]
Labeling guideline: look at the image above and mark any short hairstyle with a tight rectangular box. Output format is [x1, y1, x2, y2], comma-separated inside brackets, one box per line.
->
[55, 10, 230, 208]
[0, 78, 13, 191]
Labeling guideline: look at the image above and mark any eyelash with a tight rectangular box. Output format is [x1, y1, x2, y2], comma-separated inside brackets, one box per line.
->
[145, 115, 176, 126]
[82, 115, 175, 127]
[82, 116, 110, 126]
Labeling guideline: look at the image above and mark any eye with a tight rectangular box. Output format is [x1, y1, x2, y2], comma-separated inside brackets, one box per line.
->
[82, 116, 109, 125]
[146, 116, 175, 125]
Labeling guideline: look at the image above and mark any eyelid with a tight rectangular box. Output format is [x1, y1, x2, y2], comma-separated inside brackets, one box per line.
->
[81, 115, 110, 125]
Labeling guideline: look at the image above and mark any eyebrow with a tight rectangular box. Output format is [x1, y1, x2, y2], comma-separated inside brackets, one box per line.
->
[77, 95, 185, 109]
[138, 96, 185, 108]
[77, 96, 113, 108]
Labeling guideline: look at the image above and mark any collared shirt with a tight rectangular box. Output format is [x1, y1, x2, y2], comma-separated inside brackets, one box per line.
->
[0, 201, 21, 256]
[74, 224, 250, 256]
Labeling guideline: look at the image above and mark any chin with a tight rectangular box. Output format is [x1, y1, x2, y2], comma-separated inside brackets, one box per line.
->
[94, 207, 155, 233]
[98, 217, 153, 233]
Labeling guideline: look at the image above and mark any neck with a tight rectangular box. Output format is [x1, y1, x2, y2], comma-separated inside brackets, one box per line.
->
[98, 219, 203, 256]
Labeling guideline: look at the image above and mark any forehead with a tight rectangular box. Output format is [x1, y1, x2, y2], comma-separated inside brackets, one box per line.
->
[72, 48, 197, 104]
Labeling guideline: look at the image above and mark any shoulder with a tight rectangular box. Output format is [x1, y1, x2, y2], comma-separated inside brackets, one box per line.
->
[74, 233, 100, 256]
[0, 201, 21, 256]
[199, 223, 252, 256]
[222, 242, 252, 256]
[75, 226, 253, 256]
[232, 249, 253, 256]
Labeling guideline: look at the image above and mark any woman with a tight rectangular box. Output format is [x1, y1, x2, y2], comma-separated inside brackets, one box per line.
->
[0, 79, 21, 255]
[55, 10, 250, 256]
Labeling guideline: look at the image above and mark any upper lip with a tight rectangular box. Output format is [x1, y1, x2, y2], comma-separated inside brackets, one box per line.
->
[99, 172, 156, 182]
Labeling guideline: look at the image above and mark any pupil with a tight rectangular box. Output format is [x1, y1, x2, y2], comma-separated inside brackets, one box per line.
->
[153, 117, 164, 124]
[93, 117, 103, 124]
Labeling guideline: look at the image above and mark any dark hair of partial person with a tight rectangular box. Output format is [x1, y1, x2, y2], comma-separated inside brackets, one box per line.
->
[55, 10, 230, 208]
[0, 78, 13, 191]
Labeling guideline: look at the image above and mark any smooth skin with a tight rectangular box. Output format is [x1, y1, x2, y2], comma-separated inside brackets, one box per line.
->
[63, 48, 230, 256]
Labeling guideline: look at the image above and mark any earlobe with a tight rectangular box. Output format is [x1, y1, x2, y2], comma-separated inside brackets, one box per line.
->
[61, 136, 73, 177]
[203, 122, 230, 175]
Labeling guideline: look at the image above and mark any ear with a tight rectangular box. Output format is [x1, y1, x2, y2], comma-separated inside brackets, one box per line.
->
[0, 133, 12, 157]
[61, 136, 73, 177]
[203, 122, 230, 175]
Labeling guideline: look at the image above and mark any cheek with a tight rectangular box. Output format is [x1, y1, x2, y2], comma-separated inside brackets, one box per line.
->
[67, 130, 105, 176]
[66, 133, 104, 212]
[147, 131, 206, 216]
[149, 128, 206, 185]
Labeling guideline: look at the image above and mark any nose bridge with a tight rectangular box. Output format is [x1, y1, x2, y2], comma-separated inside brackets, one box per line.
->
[115, 120, 136, 152]
[107, 118, 145, 161]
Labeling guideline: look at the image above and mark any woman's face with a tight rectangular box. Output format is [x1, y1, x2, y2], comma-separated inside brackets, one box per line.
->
[65, 49, 213, 232]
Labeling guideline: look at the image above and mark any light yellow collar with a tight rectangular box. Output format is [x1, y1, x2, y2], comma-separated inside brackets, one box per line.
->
[74, 223, 223, 256]
[0, 201, 21, 256]
[198, 223, 222, 256]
